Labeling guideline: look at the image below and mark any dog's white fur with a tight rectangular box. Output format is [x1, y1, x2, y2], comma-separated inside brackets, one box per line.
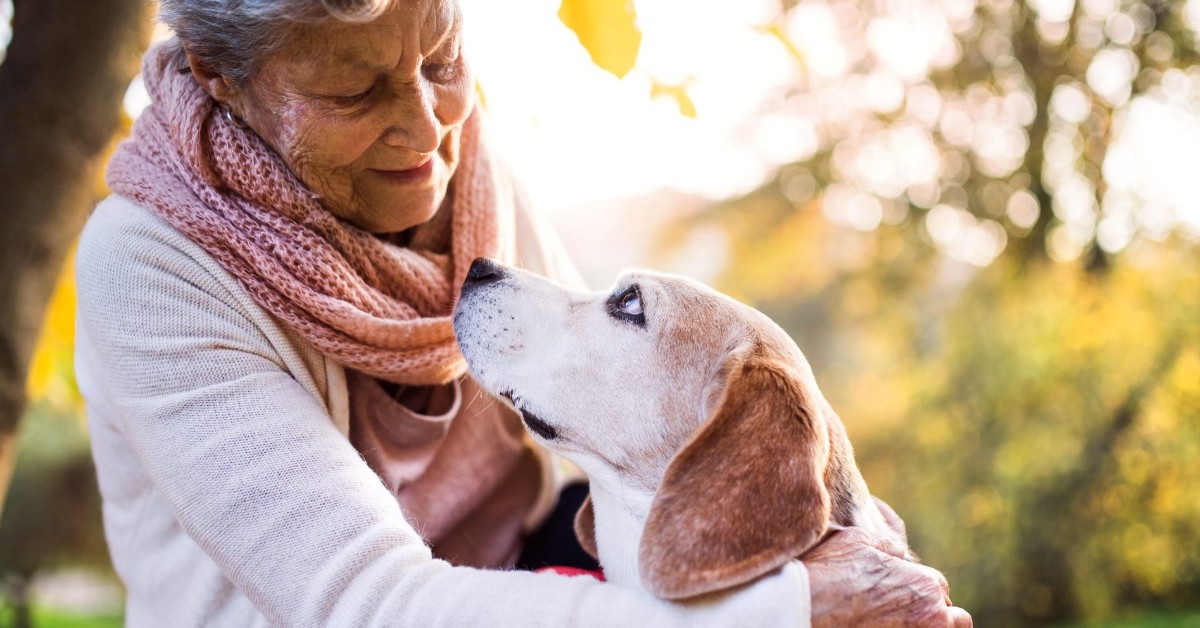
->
[453, 260, 901, 598]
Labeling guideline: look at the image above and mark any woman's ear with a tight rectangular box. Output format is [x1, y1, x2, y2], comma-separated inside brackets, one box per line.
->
[638, 353, 832, 600]
[183, 48, 242, 111]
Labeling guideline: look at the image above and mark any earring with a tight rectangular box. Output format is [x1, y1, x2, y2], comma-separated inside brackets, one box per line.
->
[222, 104, 248, 129]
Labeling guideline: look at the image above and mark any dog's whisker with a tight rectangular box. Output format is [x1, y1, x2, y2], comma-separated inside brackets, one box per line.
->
[460, 385, 488, 412]
[465, 389, 489, 408]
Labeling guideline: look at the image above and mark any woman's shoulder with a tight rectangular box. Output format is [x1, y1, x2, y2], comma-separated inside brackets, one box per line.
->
[76, 195, 342, 431]
[76, 194, 262, 331]
[79, 194, 207, 271]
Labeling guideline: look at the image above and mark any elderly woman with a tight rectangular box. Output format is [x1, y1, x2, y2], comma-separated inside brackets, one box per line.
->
[75, 0, 970, 625]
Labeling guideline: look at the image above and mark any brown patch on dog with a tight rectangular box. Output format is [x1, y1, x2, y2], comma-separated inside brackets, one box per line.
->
[823, 410, 863, 527]
[638, 352, 832, 600]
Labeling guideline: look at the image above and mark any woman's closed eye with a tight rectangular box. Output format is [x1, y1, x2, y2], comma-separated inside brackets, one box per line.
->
[422, 61, 458, 83]
[422, 31, 464, 83]
[329, 81, 377, 105]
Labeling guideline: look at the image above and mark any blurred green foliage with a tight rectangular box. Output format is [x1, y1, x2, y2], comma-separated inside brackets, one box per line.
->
[657, 0, 1200, 623]
[0, 404, 110, 625]
[0, 403, 108, 575]
[1060, 607, 1200, 627]
[680, 170, 1200, 625]
[863, 247, 1199, 623]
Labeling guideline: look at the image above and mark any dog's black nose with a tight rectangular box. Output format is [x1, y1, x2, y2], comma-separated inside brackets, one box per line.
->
[464, 257, 505, 287]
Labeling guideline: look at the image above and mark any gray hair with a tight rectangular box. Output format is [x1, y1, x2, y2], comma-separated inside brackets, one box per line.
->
[159, 0, 397, 83]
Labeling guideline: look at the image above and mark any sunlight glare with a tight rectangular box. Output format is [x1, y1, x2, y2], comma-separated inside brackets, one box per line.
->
[1052, 173, 1099, 241]
[461, 0, 796, 210]
[1105, 94, 1200, 237]
[123, 74, 150, 119]
[1047, 224, 1086, 261]
[1081, 0, 1117, 18]
[906, 83, 943, 128]
[1087, 47, 1139, 107]
[867, 14, 956, 80]
[1187, 0, 1200, 34]
[940, 107, 975, 146]
[0, 0, 12, 63]
[1029, 0, 1076, 22]
[786, 3, 852, 79]
[1050, 83, 1092, 124]
[971, 119, 1028, 177]
[1104, 13, 1137, 46]
[823, 183, 882, 232]
[1006, 189, 1041, 230]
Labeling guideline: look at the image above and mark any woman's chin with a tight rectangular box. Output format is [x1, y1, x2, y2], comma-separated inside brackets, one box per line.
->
[339, 189, 443, 234]
[367, 209, 439, 235]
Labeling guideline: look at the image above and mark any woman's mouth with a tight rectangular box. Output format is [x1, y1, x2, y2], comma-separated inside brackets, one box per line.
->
[370, 159, 434, 185]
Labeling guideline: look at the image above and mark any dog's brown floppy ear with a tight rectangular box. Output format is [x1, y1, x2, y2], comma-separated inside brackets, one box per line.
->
[639, 355, 832, 599]
[573, 495, 599, 559]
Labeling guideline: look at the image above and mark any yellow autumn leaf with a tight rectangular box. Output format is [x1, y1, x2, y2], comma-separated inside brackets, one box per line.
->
[474, 79, 489, 111]
[558, 0, 641, 79]
[649, 78, 697, 118]
[755, 23, 808, 77]
[26, 248, 82, 411]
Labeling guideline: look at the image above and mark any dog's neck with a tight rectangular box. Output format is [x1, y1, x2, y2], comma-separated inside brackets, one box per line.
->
[587, 480, 655, 590]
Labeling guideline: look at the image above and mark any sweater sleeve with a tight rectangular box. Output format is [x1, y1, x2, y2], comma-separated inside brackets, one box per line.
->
[75, 198, 811, 627]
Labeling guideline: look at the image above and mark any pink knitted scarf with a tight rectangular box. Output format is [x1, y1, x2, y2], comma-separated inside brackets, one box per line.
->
[107, 42, 512, 386]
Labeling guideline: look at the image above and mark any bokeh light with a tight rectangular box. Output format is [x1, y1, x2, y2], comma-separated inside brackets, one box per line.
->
[451, 0, 1200, 272]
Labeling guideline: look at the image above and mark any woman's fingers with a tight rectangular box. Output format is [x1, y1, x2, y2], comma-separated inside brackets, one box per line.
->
[835, 522, 909, 559]
[913, 563, 952, 604]
[805, 526, 972, 627]
[905, 563, 972, 627]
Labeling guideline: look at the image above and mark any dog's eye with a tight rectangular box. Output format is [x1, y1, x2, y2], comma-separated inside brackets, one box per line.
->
[619, 288, 643, 315]
[607, 285, 646, 326]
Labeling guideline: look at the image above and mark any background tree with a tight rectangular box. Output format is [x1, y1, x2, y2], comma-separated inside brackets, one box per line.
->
[0, 0, 152, 518]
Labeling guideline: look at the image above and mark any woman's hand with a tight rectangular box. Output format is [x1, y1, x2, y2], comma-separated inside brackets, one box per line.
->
[804, 499, 972, 627]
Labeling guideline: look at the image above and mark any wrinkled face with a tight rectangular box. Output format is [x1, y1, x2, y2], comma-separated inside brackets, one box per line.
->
[227, 0, 471, 233]
[452, 260, 801, 493]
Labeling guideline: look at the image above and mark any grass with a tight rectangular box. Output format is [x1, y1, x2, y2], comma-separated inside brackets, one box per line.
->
[3, 605, 1199, 627]
[0, 607, 122, 628]
[1059, 608, 1200, 627]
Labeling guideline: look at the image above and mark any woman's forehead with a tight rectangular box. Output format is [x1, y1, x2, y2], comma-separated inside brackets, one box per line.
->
[279, 0, 461, 72]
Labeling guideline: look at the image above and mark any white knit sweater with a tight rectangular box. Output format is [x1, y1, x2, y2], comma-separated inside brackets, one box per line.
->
[75, 195, 811, 627]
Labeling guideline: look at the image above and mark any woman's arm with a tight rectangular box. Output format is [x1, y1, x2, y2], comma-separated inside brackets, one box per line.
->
[75, 197, 810, 627]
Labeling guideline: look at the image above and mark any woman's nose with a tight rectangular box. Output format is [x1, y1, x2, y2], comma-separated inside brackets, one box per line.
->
[381, 83, 440, 154]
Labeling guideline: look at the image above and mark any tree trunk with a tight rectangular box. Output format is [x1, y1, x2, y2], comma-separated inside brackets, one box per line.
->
[9, 575, 32, 628]
[0, 0, 151, 518]
[1010, 2, 1066, 267]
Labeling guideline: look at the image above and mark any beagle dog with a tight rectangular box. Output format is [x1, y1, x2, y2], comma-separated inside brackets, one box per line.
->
[452, 258, 906, 600]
